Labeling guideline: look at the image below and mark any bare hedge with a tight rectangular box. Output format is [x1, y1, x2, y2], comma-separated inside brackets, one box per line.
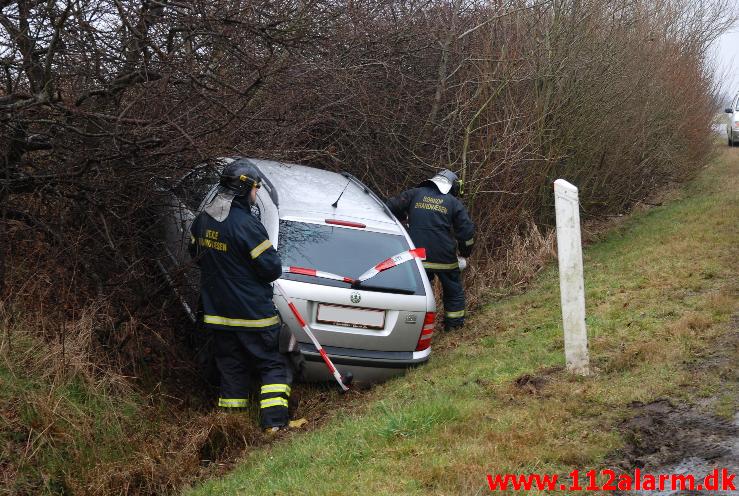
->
[0, 0, 734, 360]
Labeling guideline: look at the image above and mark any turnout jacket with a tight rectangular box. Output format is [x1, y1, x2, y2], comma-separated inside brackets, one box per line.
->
[189, 199, 283, 331]
[387, 183, 475, 271]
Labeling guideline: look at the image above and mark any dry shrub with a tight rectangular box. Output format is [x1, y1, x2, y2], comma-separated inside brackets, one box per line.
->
[80, 412, 261, 496]
[0, 227, 205, 494]
[44, 301, 126, 388]
[0, 305, 258, 494]
[466, 221, 557, 307]
[496, 223, 557, 289]
[1, 229, 142, 395]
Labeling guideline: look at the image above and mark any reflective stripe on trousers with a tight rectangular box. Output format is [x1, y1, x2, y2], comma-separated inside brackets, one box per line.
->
[260, 382, 291, 426]
[445, 309, 465, 319]
[260, 383, 291, 410]
[423, 261, 459, 270]
[204, 314, 280, 328]
[426, 269, 466, 325]
[260, 397, 289, 409]
[213, 329, 291, 428]
[218, 398, 247, 408]
[261, 383, 291, 396]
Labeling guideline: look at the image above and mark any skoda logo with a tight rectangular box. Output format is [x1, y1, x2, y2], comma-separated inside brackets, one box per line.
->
[350, 292, 361, 304]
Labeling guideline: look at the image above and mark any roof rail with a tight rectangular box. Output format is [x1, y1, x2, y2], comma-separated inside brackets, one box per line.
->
[339, 171, 394, 219]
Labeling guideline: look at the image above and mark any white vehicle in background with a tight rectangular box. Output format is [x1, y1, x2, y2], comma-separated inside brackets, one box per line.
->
[726, 93, 739, 146]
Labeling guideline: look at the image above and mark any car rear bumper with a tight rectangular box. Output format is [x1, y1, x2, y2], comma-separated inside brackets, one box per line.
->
[298, 342, 431, 383]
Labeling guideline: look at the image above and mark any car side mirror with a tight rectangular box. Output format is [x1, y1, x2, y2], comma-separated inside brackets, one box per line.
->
[726, 108, 734, 113]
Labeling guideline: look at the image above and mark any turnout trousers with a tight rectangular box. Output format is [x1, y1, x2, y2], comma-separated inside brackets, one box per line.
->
[213, 326, 291, 428]
[426, 269, 466, 330]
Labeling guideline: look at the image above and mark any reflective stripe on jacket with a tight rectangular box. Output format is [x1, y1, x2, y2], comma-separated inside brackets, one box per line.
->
[387, 183, 475, 268]
[189, 198, 282, 331]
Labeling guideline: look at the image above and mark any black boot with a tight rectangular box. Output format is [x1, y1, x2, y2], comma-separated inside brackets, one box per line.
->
[444, 322, 463, 333]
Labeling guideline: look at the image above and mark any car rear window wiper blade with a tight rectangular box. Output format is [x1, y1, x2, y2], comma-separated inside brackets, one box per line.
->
[352, 284, 415, 295]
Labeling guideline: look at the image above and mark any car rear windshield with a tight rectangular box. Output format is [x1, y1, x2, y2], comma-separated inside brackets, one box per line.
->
[277, 220, 425, 295]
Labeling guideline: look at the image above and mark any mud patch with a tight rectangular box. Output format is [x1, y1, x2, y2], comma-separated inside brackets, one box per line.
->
[617, 399, 737, 467]
[511, 366, 563, 395]
[613, 399, 738, 495]
[609, 318, 739, 495]
[609, 322, 739, 494]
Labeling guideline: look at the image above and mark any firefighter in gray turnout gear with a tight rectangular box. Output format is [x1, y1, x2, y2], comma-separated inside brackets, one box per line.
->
[387, 169, 475, 332]
[189, 160, 291, 431]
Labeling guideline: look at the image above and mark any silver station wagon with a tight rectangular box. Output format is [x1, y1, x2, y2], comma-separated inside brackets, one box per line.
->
[159, 157, 436, 383]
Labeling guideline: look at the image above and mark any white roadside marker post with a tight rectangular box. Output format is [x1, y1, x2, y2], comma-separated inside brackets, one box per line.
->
[554, 179, 590, 376]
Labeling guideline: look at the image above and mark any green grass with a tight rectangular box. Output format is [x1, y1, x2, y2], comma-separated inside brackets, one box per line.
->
[187, 149, 738, 496]
[0, 349, 147, 494]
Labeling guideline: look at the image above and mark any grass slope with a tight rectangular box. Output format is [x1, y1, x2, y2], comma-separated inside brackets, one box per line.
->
[188, 148, 738, 496]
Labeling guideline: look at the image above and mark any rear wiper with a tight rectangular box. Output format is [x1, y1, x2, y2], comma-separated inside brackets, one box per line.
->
[353, 284, 415, 295]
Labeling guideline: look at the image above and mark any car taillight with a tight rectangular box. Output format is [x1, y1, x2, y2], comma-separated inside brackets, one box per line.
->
[415, 312, 435, 351]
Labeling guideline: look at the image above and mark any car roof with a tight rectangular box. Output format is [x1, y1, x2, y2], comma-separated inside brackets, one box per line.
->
[245, 158, 401, 233]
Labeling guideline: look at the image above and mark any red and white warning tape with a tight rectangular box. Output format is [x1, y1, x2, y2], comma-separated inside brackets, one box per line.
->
[282, 247, 425, 286]
[356, 247, 426, 283]
[273, 280, 350, 392]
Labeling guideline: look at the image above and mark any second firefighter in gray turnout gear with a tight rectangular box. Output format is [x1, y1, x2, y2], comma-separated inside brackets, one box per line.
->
[189, 159, 292, 430]
[386, 169, 475, 332]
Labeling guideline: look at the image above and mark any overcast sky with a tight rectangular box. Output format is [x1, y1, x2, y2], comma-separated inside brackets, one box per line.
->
[711, 7, 739, 104]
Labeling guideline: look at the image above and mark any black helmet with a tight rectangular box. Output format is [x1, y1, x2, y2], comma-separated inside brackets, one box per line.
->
[219, 160, 262, 196]
[429, 169, 464, 197]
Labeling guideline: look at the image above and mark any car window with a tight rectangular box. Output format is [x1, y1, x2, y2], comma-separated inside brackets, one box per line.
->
[277, 220, 425, 295]
[173, 166, 220, 211]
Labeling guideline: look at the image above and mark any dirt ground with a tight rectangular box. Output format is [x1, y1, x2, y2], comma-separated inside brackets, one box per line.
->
[610, 318, 739, 495]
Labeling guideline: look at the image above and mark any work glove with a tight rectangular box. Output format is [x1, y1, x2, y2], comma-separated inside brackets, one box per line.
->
[457, 256, 467, 271]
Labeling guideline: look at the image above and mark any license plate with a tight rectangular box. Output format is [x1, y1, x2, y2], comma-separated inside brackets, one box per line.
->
[316, 304, 385, 330]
